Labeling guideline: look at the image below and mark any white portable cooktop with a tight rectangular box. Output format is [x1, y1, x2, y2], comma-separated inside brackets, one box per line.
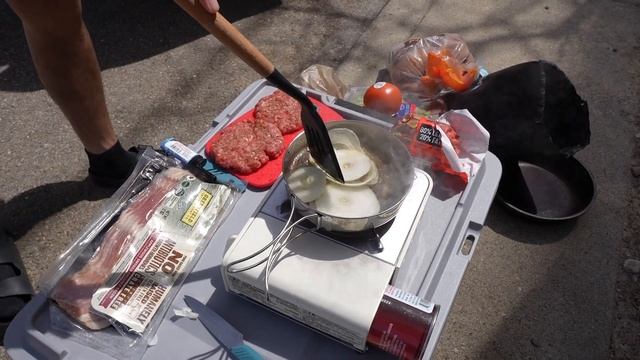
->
[221, 170, 433, 350]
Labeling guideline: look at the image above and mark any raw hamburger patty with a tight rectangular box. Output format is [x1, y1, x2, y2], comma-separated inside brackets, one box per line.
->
[255, 90, 302, 134]
[255, 120, 285, 157]
[210, 121, 284, 174]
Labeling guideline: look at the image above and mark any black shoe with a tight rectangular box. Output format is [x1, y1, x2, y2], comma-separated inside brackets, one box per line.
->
[86, 141, 139, 188]
[0, 231, 34, 345]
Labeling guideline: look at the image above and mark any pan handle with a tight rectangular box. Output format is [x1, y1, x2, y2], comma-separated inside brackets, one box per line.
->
[174, 0, 275, 77]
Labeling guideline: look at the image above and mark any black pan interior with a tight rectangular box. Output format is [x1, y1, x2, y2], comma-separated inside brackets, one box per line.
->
[496, 156, 595, 221]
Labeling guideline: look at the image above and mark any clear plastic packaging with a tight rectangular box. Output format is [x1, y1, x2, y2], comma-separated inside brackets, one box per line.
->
[300, 64, 349, 99]
[387, 34, 480, 101]
[39, 148, 239, 359]
[391, 109, 489, 184]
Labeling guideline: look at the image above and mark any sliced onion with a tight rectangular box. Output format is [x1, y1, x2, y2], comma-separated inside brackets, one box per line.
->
[287, 166, 326, 203]
[315, 183, 381, 218]
[351, 159, 379, 186]
[327, 159, 379, 186]
[329, 128, 361, 150]
[335, 149, 372, 182]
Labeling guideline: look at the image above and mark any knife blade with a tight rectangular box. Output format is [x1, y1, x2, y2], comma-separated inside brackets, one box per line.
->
[184, 296, 263, 360]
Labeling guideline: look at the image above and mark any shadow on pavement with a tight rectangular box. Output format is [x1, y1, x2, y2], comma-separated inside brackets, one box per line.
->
[0, 180, 113, 241]
[486, 205, 577, 244]
[0, 0, 281, 92]
[476, 201, 613, 359]
[479, 209, 612, 360]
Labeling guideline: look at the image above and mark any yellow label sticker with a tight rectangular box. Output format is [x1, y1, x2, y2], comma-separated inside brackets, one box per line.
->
[181, 190, 212, 226]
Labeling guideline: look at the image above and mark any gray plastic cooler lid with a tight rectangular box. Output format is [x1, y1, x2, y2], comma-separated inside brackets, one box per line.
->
[5, 80, 501, 360]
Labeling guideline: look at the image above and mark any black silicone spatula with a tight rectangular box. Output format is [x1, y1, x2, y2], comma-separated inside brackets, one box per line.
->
[175, 0, 345, 182]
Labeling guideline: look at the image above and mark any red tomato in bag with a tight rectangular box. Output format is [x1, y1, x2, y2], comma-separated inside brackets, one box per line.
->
[363, 82, 403, 115]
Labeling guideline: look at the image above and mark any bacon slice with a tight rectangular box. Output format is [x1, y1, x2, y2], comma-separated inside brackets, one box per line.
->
[50, 168, 187, 330]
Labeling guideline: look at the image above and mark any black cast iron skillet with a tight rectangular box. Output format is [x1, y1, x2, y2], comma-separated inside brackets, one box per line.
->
[496, 156, 595, 221]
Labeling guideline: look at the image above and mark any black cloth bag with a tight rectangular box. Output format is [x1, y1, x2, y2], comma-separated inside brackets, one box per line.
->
[443, 60, 590, 160]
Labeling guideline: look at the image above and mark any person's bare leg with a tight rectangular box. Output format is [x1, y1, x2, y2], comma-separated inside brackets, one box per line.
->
[6, 0, 116, 154]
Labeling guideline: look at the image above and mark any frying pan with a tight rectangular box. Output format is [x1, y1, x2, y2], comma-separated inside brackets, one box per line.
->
[282, 121, 415, 232]
[496, 156, 595, 221]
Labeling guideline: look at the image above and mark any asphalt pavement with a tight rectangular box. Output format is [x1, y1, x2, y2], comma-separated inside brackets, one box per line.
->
[1, 0, 639, 359]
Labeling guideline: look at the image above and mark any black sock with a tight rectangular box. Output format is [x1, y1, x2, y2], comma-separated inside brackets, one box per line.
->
[86, 141, 138, 186]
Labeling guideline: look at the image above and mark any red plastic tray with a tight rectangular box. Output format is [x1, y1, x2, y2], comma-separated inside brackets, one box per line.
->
[205, 97, 343, 189]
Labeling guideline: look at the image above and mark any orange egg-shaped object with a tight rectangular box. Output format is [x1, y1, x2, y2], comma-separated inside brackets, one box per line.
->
[363, 82, 403, 115]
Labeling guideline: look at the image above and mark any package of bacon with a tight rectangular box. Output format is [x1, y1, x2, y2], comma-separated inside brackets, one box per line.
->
[391, 109, 490, 184]
[40, 149, 239, 357]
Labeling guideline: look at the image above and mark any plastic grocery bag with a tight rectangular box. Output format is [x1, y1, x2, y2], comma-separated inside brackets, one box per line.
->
[392, 109, 489, 183]
[40, 149, 239, 359]
[300, 64, 349, 99]
[387, 34, 480, 101]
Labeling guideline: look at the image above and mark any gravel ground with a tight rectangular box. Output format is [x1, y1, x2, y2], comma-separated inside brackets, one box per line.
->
[610, 129, 640, 360]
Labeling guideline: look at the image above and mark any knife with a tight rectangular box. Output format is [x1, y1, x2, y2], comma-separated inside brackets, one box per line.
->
[184, 296, 263, 360]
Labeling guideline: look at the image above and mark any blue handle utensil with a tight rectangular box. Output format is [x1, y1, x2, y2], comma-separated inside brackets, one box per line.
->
[184, 296, 263, 360]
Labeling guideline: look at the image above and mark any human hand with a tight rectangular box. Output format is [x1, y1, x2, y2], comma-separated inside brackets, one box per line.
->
[198, 0, 219, 13]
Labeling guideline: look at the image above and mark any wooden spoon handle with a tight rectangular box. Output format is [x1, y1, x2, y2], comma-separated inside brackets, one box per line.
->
[174, 0, 275, 77]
